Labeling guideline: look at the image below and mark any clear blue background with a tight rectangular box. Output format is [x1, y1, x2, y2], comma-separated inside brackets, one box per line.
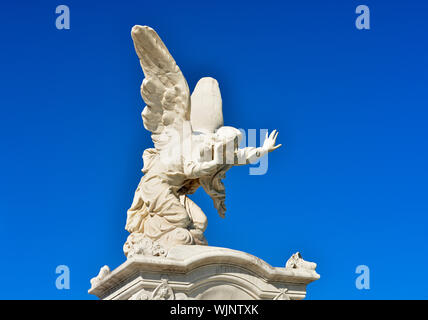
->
[0, 0, 427, 299]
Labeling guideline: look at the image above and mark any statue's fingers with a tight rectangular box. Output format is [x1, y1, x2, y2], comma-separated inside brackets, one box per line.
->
[269, 129, 276, 139]
[273, 144, 282, 150]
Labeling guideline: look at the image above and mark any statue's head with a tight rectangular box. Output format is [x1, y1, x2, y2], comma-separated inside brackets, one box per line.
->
[215, 126, 242, 148]
[195, 127, 242, 163]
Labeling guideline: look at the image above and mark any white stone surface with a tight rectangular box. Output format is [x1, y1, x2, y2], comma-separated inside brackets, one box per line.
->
[89, 245, 319, 300]
[191, 77, 223, 134]
[125, 25, 282, 252]
[88, 26, 320, 301]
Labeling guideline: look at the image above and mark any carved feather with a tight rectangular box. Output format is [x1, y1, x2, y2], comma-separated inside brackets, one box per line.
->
[131, 25, 191, 151]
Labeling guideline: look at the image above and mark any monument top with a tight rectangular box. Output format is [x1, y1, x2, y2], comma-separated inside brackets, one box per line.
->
[89, 245, 319, 300]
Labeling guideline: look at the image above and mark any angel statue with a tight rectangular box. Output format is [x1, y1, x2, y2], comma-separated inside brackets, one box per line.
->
[123, 26, 281, 257]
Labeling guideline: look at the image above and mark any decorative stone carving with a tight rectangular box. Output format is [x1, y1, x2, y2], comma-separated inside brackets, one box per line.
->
[124, 25, 282, 253]
[273, 288, 291, 300]
[129, 279, 190, 300]
[129, 289, 150, 300]
[151, 279, 175, 300]
[286, 252, 317, 271]
[123, 233, 167, 258]
[89, 265, 110, 290]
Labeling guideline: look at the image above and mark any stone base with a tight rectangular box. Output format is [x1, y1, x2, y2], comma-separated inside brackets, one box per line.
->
[88, 245, 319, 300]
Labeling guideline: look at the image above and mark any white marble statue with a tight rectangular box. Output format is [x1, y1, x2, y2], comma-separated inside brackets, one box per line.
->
[123, 26, 281, 256]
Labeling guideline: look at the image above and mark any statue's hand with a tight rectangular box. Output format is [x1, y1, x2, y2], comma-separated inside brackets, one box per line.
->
[262, 130, 282, 153]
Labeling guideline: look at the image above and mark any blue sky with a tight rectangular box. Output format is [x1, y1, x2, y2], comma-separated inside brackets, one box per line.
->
[0, 0, 427, 299]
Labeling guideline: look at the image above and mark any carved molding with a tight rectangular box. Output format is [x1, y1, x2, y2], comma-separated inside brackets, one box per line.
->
[89, 246, 320, 300]
[273, 288, 291, 300]
[129, 279, 190, 300]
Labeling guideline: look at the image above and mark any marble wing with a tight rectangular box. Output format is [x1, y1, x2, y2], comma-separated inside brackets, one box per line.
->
[131, 25, 191, 152]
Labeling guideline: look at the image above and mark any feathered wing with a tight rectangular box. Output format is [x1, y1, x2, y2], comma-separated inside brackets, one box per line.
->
[131, 25, 191, 152]
[131, 26, 228, 220]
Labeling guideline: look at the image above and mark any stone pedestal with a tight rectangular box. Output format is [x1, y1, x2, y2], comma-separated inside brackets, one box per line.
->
[88, 245, 319, 300]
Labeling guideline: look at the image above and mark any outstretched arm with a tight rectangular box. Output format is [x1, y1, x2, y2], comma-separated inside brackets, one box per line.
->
[236, 130, 282, 165]
[184, 143, 224, 178]
[184, 159, 219, 178]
